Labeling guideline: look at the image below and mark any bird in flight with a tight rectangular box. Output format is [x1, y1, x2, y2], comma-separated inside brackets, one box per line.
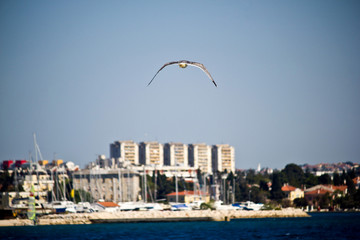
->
[147, 60, 217, 87]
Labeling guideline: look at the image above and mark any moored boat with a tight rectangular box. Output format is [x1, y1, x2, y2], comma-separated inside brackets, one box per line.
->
[47, 200, 77, 213]
[242, 201, 264, 211]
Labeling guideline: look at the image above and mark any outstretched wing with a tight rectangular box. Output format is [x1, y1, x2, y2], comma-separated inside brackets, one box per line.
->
[187, 61, 217, 87]
[147, 61, 180, 86]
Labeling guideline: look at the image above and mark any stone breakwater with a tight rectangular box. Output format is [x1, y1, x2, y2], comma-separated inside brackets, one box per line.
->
[0, 209, 309, 226]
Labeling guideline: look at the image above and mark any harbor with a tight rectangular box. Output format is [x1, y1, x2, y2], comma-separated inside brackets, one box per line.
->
[0, 138, 357, 229]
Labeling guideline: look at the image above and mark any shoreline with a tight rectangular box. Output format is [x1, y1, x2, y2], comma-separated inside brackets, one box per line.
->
[0, 208, 309, 226]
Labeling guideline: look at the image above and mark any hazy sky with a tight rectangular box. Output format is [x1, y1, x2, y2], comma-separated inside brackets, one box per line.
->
[1, 1, 359, 169]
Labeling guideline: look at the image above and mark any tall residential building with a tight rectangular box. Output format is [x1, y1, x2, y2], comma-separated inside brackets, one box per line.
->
[139, 141, 164, 166]
[188, 143, 212, 174]
[110, 140, 139, 165]
[164, 142, 188, 167]
[212, 144, 235, 173]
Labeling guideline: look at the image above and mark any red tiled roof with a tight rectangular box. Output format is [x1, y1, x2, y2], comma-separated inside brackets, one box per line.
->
[305, 188, 331, 195]
[97, 202, 119, 208]
[281, 185, 296, 192]
[166, 190, 208, 196]
[323, 185, 347, 192]
[332, 185, 347, 192]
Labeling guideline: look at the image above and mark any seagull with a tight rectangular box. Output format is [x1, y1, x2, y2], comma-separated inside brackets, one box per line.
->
[147, 60, 217, 87]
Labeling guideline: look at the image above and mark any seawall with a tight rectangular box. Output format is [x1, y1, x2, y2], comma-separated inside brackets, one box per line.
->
[0, 208, 309, 226]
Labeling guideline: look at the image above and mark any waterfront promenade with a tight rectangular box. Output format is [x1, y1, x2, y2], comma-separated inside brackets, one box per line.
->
[0, 208, 309, 226]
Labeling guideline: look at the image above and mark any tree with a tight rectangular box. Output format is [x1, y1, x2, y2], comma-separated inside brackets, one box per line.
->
[74, 189, 93, 203]
[234, 175, 243, 202]
[246, 169, 256, 185]
[318, 174, 331, 185]
[293, 197, 308, 208]
[235, 176, 249, 202]
[354, 189, 360, 207]
[259, 180, 269, 191]
[348, 169, 356, 179]
[318, 192, 331, 209]
[156, 173, 175, 200]
[281, 164, 305, 188]
[304, 172, 318, 188]
[345, 175, 356, 196]
[270, 173, 285, 201]
[333, 173, 342, 186]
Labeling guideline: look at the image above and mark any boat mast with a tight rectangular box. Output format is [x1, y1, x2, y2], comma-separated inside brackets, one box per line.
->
[175, 160, 178, 203]
[144, 165, 147, 202]
[154, 165, 157, 202]
[127, 165, 131, 201]
[63, 169, 66, 200]
[33, 133, 43, 201]
[193, 171, 196, 202]
[118, 168, 122, 203]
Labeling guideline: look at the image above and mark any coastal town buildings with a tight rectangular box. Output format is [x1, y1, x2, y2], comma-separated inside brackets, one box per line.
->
[212, 144, 235, 173]
[304, 184, 348, 208]
[73, 168, 140, 203]
[281, 184, 304, 202]
[110, 140, 139, 165]
[164, 142, 188, 167]
[1, 140, 236, 210]
[301, 162, 358, 176]
[139, 141, 164, 166]
[188, 143, 212, 174]
[110, 140, 235, 176]
[1, 156, 360, 214]
[0, 161, 56, 210]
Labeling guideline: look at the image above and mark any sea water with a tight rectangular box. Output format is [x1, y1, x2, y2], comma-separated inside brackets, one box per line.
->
[2, 212, 360, 239]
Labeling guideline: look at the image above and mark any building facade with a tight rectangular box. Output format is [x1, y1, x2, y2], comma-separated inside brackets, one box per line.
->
[73, 168, 140, 203]
[110, 140, 139, 165]
[164, 142, 188, 167]
[212, 144, 235, 173]
[139, 141, 164, 166]
[110, 140, 235, 175]
[281, 184, 304, 202]
[166, 190, 210, 204]
[188, 143, 212, 174]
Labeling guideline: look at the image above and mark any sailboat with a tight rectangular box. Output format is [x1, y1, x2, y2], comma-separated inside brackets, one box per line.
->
[27, 185, 36, 224]
[47, 167, 77, 213]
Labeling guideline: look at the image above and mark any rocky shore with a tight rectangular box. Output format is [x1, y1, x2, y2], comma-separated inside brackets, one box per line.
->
[0, 208, 309, 227]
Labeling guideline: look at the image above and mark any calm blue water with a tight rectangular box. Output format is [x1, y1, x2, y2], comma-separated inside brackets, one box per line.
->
[2, 212, 360, 239]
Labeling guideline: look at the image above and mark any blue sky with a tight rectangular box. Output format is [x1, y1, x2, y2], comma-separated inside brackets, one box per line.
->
[1, 0, 359, 169]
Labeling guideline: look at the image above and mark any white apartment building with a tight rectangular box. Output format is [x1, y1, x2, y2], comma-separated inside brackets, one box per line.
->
[164, 142, 188, 167]
[188, 143, 212, 174]
[212, 144, 235, 173]
[110, 140, 139, 165]
[109, 140, 235, 174]
[139, 141, 164, 166]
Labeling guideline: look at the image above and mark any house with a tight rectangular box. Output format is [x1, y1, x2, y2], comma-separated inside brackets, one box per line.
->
[95, 201, 119, 212]
[166, 190, 210, 204]
[281, 184, 304, 202]
[304, 185, 347, 206]
[327, 185, 348, 196]
[305, 188, 332, 204]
